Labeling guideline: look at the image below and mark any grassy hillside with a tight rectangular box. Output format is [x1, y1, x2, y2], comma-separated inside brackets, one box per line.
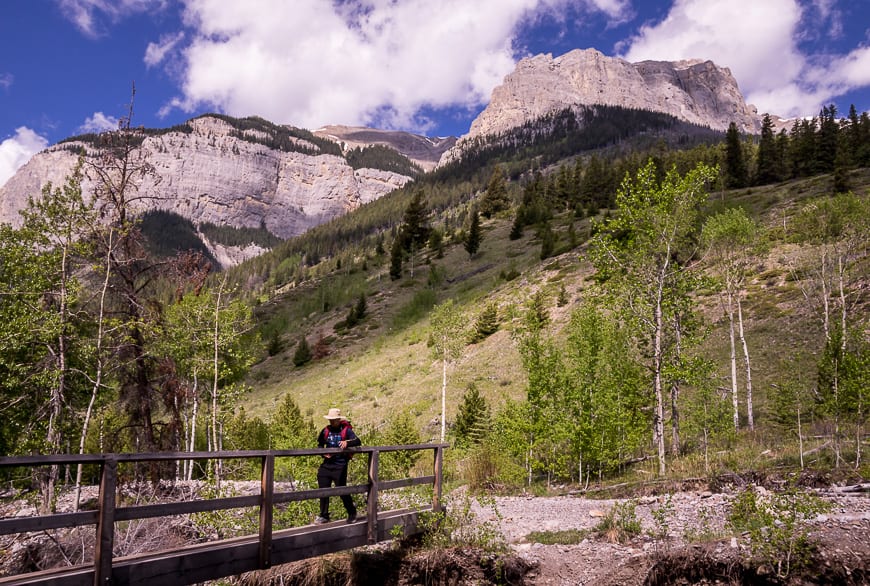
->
[241, 166, 870, 462]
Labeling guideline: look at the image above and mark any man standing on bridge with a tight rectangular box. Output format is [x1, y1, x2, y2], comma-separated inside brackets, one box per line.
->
[315, 408, 361, 524]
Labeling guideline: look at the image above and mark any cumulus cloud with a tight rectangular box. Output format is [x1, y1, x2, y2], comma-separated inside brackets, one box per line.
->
[0, 128, 49, 189]
[619, 0, 870, 118]
[78, 112, 120, 133]
[0, 73, 12, 90]
[56, 0, 168, 38]
[160, 0, 617, 132]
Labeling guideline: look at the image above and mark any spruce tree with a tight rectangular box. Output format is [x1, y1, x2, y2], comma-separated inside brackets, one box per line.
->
[453, 383, 490, 448]
[817, 104, 838, 174]
[538, 220, 556, 260]
[354, 292, 367, 321]
[389, 236, 403, 280]
[464, 207, 482, 257]
[509, 209, 524, 240]
[292, 336, 312, 367]
[725, 122, 748, 188]
[471, 302, 499, 342]
[755, 113, 780, 185]
[400, 189, 430, 251]
[479, 165, 511, 218]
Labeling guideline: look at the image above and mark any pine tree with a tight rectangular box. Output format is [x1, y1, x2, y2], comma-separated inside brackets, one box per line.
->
[538, 220, 556, 260]
[400, 189, 430, 251]
[354, 292, 367, 321]
[293, 336, 312, 367]
[471, 302, 499, 342]
[724, 122, 748, 188]
[479, 165, 511, 218]
[453, 383, 490, 448]
[389, 236, 403, 280]
[464, 207, 482, 257]
[755, 114, 780, 185]
[509, 209, 524, 240]
[817, 104, 838, 174]
[381, 410, 423, 476]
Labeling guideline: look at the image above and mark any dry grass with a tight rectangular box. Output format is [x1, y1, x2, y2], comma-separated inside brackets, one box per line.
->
[241, 173, 870, 454]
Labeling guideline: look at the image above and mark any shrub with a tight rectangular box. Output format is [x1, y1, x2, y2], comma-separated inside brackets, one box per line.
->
[595, 500, 642, 544]
[727, 484, 830, 578]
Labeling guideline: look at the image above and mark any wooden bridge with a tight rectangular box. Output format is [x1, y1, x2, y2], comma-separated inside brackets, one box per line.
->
[0, 444, 446, 585]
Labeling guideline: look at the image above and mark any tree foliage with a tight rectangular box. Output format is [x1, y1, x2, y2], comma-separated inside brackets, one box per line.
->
[464, 206, 482, 257]
[590, 159, 718, 475]
[453, 383, 490, 449]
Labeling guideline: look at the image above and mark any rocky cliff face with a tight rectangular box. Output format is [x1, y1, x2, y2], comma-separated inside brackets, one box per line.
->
[314, 125, 456, 172]
[0, 116, 413, 264]
[454, 48, 759, 156]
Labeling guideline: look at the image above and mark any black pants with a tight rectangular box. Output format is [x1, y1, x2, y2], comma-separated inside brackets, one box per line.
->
[317, 463, 356, 518]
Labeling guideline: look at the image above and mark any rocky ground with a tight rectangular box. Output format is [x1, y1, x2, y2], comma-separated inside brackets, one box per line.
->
[2, 480, 869, 585]
[467, 486, 870, 585]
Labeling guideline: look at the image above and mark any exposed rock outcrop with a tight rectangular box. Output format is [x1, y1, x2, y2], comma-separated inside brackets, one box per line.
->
[442, 48, 760, 165]
[0, 116, 413, 264]
[314, 125, 456, 172]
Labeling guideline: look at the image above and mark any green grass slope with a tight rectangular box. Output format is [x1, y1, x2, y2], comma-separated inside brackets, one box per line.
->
[242, 168, 870, 458]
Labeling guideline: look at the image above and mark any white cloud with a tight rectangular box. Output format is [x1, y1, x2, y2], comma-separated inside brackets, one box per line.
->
[161, 0, 615, 132]
[582, 0, 631, 21]
[0, 73, 12, 90]
[619, 0, 870, 118]
[145, 32, 186, 68]
[56, 0, 168, 38]
[78, 112, 120, 133]
[0, 128, 49, 189]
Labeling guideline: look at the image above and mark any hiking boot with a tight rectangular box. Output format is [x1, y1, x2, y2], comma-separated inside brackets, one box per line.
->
[346, 512, 357, 524]
[314, 516, 330, 525]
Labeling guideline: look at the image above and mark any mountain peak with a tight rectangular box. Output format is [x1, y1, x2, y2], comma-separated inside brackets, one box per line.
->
[465, 48, 760, 142]
[313, 125, 456, 172]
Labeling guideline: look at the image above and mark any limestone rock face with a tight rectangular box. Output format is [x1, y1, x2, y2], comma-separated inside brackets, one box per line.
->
[0, 116, 413, 263]
[464, 48, 759, 143]
[314, 125, 456, 172]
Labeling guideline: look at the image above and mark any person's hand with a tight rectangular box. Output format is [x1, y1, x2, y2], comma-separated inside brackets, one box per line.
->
[339, 440, 348, 449]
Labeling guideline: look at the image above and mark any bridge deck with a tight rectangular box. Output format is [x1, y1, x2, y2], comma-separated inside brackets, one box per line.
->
[0, 445, 445, 585]
[2, 508, 428, 586]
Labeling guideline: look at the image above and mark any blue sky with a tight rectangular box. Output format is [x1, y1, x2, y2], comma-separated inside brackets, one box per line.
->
[2, 0, 870, 187]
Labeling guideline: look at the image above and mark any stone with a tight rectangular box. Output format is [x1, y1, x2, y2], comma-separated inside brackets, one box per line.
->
[0, 116, 415, 267]
[442, 48, 762, 165]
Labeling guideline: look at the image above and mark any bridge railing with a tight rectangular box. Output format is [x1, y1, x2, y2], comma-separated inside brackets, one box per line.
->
[0, 444, 446, 585]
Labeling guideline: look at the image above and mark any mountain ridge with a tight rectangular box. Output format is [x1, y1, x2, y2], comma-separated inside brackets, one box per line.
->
[1, 47, 767, 267]
[441, 48, 762, 165]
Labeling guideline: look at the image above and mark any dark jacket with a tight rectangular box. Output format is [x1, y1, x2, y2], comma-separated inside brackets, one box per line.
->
[317, 420, 361, 467]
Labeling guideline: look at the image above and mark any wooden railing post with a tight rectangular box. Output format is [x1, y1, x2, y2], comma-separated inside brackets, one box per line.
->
[94, 458, 116, 585]
[366, 449, 379, 544]
[433, 445, 443, 513]
[258, 455, 274, 569]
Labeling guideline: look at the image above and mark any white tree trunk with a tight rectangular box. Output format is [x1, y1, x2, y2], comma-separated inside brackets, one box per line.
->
[211, 276, 227, 487]
[187, 380, 199, 481]
[737, 295, 753, 430]
[726, 292, 739, 430]
[670, 316, 682, 456]
[653, 293, 666, 476]
[74, 232, 113, 512]
[821, 248, 831, 342]
[441, 345, 447, 443]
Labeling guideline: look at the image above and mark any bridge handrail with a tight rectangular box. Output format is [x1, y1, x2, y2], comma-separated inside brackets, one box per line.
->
[0, 443, 441, 467]
[0, 444, 447, 585]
